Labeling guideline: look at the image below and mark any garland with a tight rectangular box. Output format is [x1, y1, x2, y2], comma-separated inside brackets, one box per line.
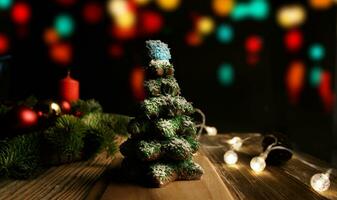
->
[0, 97, 130, 179]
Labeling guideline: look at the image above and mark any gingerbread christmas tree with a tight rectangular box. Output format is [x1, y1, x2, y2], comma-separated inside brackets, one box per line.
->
[120, 40, 204, 187]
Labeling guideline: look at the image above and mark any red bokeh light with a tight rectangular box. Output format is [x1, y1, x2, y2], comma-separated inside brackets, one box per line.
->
[49, 43, 72, 65]
[112, 26, 137, 40]
[18, 107, 38, 128]
[245, 35, 262, 54]
[56, 0, 77, 6]
[130, 66, 145, 101]
[284, 29, 303, 52]
[11, 2, 31, 25]
[109, 44, 124, 58]
[246, 54, 260, 65]
[83, 2, 103, 24]
[319, 71, 334, 112]
[185, 31, 202, 46]
[139, 11, 163, 34]
[0, 34, 9, 54]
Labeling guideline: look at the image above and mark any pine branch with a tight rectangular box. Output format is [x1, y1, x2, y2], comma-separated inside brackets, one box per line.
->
[71, 99, 103, 115]
[81, 113, 131, 159]
[43, 115, 87, 165]
[0, 133, 41, 179]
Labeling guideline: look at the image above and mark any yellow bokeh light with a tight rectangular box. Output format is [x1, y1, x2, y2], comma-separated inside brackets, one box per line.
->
[277, 5, 306, 29]
[309, 0, 333, 10]
[197, 16, 215, 35]
[108, 0, 129, 17]
[156, 0, 181, 11]
[134, 0, 151, 6]
[212, 0, 234, 17]
[115, 12, 136, 28]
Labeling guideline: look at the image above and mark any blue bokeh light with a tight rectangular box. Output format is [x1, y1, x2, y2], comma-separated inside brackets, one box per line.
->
[0, 0, 12, 10]
[309, 66, 322, 87]
[231, 0, 269, 21]
[216, 24, 234, 44]
[54, 14, 75, 38]
[308, 43, 325, 61]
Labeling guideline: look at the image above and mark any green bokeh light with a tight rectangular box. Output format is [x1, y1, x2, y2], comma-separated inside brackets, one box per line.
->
[0, 0, 12, 10]
[217, 24, 234, 44]
[218, 63, 234, 87]
[308, 44, 325, 61]
[54, 14, 75, 38]
[309, 66, 322, 87]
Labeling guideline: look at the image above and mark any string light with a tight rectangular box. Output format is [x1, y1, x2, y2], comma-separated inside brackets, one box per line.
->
[227, 136, 243, 151]
[310, 169, 332, 192]
[224, 150, 238, 165]
[250, 156, 266, 172]
[205, 126, 217, 136]
[250, 137, 278, 172]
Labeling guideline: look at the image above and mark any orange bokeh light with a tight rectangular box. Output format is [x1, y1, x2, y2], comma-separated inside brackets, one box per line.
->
[285, 61, 305, 104]
[185, 31, 202, 46]
[309, 0, 333, 10]
[49, 43, 72, 65]
[44, 28, 59, 45]
[212, 0, 234, 17]
[130, 66, 145, 101]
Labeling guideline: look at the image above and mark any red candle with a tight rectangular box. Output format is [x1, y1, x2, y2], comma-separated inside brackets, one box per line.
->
[59, 71, 79, 102]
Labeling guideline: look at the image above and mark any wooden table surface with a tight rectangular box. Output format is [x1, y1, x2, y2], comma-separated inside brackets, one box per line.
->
[1, 134, 336, 200]
[199, 134, 337, 200]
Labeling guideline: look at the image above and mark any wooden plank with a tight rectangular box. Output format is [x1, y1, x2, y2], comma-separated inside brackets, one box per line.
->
[100, 153, 235, 200]
[200, 134, 336, 200]
[0, 152, 113, 200]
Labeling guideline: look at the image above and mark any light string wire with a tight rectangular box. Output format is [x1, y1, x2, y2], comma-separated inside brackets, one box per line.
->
[194, 108, 334, 179]
[194, 108, 260, 148]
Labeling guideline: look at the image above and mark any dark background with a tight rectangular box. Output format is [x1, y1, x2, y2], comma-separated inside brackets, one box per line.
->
[0, 0, 336, 165]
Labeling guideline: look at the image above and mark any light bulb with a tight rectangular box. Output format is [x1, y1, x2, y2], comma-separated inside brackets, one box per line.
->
[310, 172, 331, 192]
[228, 136, 243, 150]
[224, 150, 238, 165]
[205, 126, 217, 136]
[250, 156, 266, 172]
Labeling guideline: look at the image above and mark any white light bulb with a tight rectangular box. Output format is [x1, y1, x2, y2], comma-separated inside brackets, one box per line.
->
[250, 156, 266, 172]
[228, 136, 243, 150]
[224, 150, 238, 165]
[205, 126, 217, 136]
[310, 172, 331, 192]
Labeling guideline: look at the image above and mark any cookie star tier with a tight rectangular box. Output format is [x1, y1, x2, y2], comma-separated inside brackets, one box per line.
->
[120, 40, 203, 187]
